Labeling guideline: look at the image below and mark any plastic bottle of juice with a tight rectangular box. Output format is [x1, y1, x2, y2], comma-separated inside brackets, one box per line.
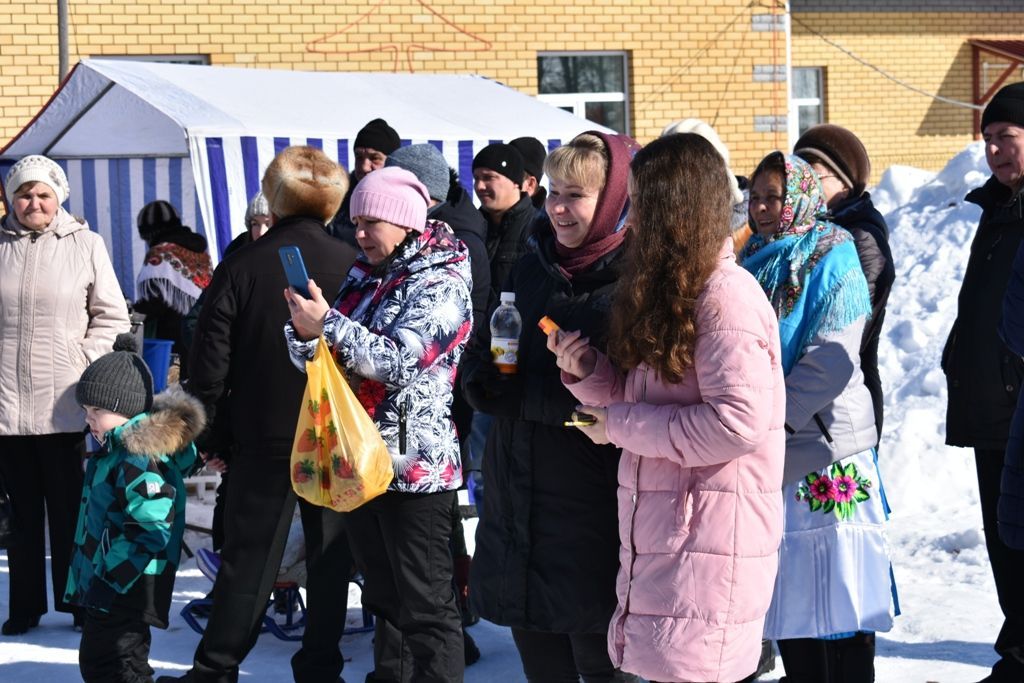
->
[490, 292, 522, 374]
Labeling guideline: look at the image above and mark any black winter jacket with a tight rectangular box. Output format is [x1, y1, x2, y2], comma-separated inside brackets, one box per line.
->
[431, 186, 492, 443]
[999, 237, 1024, 549]
[186, 216, 357, 455]
[327, 172, 359, 245]
[463, 226, 624, 633]
[944, 176, 1024, 450]
[831, 193, 895, 439]
[483, 193, 536, 308]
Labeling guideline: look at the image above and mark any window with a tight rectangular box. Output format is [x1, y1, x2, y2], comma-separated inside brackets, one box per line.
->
[538, 52, 630, 135]
[94, 54, 209, 65]
[791, 67, 825, 138]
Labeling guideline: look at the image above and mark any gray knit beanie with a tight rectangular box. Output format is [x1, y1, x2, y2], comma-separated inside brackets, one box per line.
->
[76, 333, 154, 418]
[385, 144, 450, 202]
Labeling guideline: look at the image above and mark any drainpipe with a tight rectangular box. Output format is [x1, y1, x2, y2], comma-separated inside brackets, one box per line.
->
[784, 0, 795, 150]
[58, 0, 69, 83]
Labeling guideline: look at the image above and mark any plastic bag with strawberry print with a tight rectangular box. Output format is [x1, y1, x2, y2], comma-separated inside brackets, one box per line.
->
[290, 336, 393, 511]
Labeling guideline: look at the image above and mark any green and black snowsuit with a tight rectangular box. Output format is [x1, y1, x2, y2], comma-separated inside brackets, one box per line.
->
[64, 387, 205, 628]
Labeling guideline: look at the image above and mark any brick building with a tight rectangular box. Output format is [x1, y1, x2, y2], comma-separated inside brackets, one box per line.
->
[0, 0, 1022, 180]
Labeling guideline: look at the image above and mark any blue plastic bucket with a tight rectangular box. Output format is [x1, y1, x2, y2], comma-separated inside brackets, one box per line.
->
[142, 339, 174, 393]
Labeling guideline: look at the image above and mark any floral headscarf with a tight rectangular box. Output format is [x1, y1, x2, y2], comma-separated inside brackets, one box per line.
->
[739, 153, 870, 373]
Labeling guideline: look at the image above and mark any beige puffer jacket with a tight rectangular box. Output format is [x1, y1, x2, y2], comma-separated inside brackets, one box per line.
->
[0, 208, 130, 435]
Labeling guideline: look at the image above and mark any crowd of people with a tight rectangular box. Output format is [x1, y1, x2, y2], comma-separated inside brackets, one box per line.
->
[1, 80, 1023, 683]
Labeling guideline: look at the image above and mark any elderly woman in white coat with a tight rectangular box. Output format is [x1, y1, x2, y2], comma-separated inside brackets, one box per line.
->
[0, 155, 129, 635]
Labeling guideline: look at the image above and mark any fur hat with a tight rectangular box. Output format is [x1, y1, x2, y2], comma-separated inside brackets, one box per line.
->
[982, 82, 1024, 133]
[4, 155, 70, 205]
[76, 333, 154, 418]
[794, 124, 871, 198]
[472, 144, 525, 186]
[349, 167, 429, 233]
[510, 137, 548, 181]
[137, 200, 183, 243]
[660, 119, 743, 205]
[262, 146, 348, 223]
[354, 118, 401, 155]
[244, 191, 270, 229]
[385, 144, 450, 202]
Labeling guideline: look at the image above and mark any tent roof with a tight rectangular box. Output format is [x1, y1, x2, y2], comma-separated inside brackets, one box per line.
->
[2, 59, 607, 159]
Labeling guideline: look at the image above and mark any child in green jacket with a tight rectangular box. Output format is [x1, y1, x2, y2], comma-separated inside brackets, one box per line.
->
[65, 333, 205, 682]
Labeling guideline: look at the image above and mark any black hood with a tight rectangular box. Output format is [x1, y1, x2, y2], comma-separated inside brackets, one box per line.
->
[831, 192, 889, 240]
[429, 186, 487, 243]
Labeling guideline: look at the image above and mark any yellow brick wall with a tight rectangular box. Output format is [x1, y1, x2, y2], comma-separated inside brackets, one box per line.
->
[792, 12, 1024, 180]
[0, 0, 785, 177]
[1, 2, 1022, 182]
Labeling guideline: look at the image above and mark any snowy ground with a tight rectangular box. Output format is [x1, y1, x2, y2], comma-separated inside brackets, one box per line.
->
[0, 142, 1011, 681]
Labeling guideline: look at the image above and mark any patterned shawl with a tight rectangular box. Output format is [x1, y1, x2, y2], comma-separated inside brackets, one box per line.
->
[739, 154, 870, 373]
[135, 242, 213, 315]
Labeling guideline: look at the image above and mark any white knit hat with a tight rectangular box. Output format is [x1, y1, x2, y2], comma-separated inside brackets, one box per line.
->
[4, 155, 70, 205]
[660, 119, 744, 206]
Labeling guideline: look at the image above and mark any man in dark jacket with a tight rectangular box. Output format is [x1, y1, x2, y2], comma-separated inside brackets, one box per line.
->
[944, 82, 1024, 683]
[328, 118, 401, 244]
[472, 143, 536, 306]
[795, 124, 895, 440]
[161, 147, 358, 683]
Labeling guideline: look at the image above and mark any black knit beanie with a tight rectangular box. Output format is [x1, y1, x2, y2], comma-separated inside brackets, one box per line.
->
[510, 137, 547, 181]
[472, 144, 525, 186]
[982, 82, 1024, 132]
[76, 333, 154, 418]
[137, 200, 183, 243]
[793, 124, 871, 198]
[354, 118, 401, 155]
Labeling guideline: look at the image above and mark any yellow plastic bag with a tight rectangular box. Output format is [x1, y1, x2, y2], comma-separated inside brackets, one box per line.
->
[290, 337, 393, 511]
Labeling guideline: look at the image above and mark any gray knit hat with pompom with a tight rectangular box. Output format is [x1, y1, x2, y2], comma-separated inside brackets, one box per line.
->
[76, 333, 154, 418]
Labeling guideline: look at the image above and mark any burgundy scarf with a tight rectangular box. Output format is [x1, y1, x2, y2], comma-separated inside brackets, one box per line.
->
[553, 131, 640, 277]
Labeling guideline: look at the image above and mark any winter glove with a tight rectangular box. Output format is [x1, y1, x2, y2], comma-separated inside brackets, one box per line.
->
[463, 359, 523, 419]
[83, 578, 119, 612]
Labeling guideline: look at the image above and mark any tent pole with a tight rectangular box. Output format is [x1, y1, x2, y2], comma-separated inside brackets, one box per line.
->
[43, 82, 115, 156]
[57, 0, 69, 83]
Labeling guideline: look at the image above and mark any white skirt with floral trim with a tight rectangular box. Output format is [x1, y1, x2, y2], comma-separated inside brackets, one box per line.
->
[763, 448, 896, 640]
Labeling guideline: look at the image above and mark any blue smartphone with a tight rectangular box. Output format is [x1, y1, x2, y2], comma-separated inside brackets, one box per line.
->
[279, 246, 311, 299]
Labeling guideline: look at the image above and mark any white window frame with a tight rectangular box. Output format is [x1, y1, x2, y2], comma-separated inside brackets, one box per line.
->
[537, 51, 631, 135]
[790, 66, 825, 142]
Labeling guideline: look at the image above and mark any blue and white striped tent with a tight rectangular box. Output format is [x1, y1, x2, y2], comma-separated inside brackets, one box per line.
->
[0, 59, 605, 300]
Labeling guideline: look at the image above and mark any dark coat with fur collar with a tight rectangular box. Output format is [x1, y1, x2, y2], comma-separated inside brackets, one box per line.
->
[64, 387, 205, 628]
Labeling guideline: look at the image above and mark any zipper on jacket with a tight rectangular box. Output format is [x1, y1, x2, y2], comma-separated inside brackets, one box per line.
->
[618, 367, 648, 647]
[399, 396, 409, 454]
[813, 413, 834, 444]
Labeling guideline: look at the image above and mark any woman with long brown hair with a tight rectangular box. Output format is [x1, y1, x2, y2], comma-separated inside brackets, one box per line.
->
[548, 133, 786, 682]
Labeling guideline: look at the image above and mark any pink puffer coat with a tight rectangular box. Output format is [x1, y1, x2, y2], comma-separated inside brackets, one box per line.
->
[565, 240, 785, 682]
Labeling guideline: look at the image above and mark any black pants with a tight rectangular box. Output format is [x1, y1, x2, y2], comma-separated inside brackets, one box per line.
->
[188, 453, 352, 683]
[347, 490, 463, 682]
[0, 433, 84, 619]
[977, 449, 1024, 680]
[511, 628, 639, 683]
[79, 608, 154, 683]
[777, 634, 875, 683]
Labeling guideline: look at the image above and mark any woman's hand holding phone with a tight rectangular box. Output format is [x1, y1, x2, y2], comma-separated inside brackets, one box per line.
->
[283, 279, 331, 341]
[571, 405, 610, 444]
[546, 326, 597, 381]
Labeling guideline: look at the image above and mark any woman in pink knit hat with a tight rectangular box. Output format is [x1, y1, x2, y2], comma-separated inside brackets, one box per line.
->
[284, 166, 473, 682]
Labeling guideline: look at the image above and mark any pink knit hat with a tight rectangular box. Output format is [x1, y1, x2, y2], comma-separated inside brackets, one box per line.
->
[349, 167, 429, 233]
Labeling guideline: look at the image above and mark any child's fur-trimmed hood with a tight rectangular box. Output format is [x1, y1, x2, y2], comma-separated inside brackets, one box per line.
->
[118, 385, 206, 459]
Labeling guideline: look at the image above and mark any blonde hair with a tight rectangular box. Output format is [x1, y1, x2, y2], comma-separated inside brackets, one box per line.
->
[262, 146, 348, 223]
[544, 133, 608, 189]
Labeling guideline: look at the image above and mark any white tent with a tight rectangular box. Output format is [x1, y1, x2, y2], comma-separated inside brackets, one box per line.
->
[1, 59, 606, 298]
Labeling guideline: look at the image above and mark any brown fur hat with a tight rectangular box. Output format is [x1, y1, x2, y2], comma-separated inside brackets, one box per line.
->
[261, 146, 349, 223]
[793, 124, 871, 198]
